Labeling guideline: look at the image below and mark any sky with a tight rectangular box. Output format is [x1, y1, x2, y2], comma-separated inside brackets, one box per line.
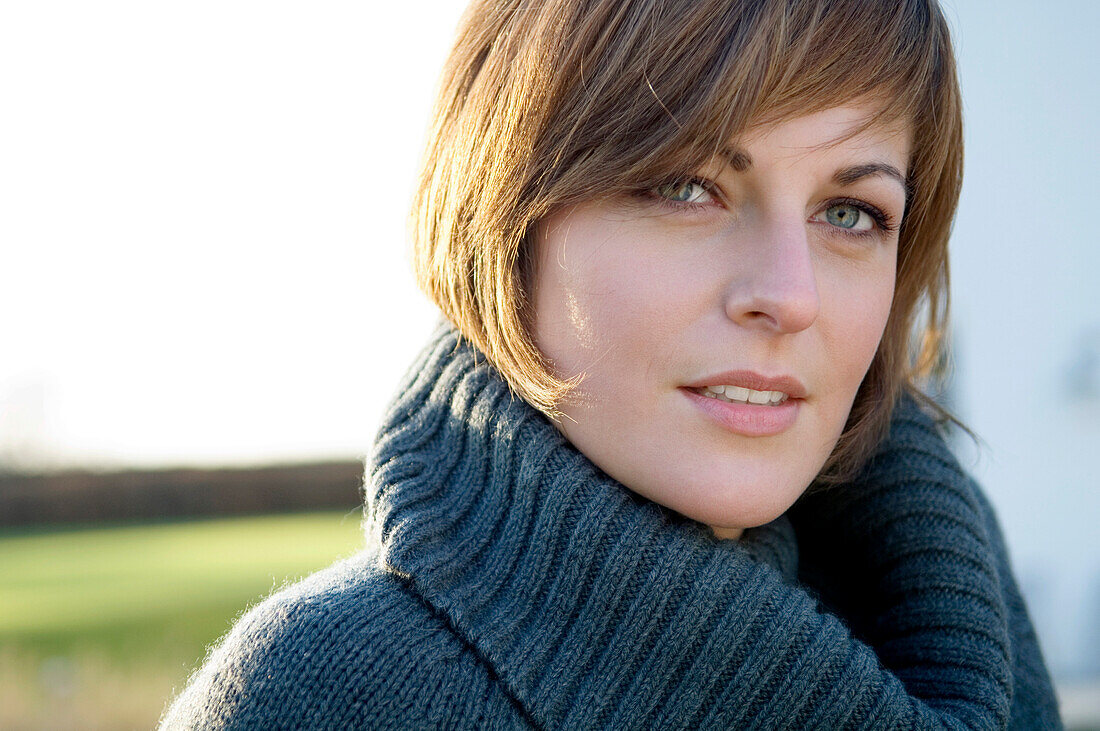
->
[2, 0, 1098, 678]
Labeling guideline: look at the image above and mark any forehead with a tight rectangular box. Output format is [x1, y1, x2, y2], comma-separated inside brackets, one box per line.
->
[735, 103, 912, 172]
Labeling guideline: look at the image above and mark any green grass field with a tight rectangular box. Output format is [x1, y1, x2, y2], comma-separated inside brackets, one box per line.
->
[0, 511, 365, 730]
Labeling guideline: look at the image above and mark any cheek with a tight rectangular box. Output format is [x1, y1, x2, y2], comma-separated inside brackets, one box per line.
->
[822, 258, 897, 386]
[532, 219, 686, 378]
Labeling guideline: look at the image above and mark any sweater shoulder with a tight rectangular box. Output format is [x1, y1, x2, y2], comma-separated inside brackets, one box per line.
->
[160, 551, 528, 730]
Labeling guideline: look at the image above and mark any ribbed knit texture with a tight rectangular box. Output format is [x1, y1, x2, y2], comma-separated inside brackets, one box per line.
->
[789, 407, 1063, 729]
[160, 324, 1061, 730]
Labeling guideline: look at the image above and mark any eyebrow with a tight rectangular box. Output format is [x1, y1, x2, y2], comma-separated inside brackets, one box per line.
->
[721, 147, 910, 195]
[721, 147, 753, 172]
[833, 162, 909, 194]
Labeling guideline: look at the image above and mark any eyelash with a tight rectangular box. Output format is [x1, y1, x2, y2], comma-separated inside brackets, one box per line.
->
[640, 177, 716, 212]
[825, 197, 898, 237]
[640, 179, 899, 238]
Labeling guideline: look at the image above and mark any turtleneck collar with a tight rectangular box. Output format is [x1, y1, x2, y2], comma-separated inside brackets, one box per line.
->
[364, 325, 836, 727]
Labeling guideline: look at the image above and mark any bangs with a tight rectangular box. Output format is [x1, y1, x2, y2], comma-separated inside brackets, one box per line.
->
[531, 0, 951, 198]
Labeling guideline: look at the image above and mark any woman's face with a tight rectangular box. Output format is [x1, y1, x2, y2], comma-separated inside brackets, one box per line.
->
[531, 103, 909, 538]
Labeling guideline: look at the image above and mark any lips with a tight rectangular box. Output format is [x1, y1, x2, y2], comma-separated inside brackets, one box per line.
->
[681, 370, 805, 436]
[684, 370, 808, 400]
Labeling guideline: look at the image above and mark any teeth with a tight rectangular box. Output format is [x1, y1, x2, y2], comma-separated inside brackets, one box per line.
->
[701, 385, 789, 405]
[748, 390, 771, 405]
[727, 386, 750, 401]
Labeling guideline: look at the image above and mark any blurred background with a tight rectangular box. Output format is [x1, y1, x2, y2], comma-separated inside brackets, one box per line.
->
[1, 0, 1096, 727]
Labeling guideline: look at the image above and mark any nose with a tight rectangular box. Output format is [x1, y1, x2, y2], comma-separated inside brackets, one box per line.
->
[723, 217, 820, 334]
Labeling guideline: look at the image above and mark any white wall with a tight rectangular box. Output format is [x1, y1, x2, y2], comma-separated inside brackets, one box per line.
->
[946, 0, 1100, 678]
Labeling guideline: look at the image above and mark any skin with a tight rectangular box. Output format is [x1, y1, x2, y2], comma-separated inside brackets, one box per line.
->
[531, 103, 910, 539]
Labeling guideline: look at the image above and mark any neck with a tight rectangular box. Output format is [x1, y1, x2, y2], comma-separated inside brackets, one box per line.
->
[709, 524, 745, 540]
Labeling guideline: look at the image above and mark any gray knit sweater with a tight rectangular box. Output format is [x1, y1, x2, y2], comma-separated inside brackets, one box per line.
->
[161, 325, 1061, 729]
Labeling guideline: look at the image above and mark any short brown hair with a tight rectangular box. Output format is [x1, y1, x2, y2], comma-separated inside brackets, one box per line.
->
[411, 0, 962, 482]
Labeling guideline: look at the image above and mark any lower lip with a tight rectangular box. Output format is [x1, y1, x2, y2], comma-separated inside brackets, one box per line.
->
[681, 388, 801, 437]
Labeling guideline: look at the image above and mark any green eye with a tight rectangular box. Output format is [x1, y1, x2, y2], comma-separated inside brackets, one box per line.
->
[654, 181, 709, 204]
[825, 204, 864, 229]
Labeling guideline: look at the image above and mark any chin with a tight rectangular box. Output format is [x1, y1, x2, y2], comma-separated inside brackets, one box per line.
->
[649, 476, 805, 535]
[679, 498, 792, 534]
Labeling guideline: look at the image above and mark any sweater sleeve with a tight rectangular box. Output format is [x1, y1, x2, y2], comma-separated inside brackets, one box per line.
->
[788, 395, 1061, 731]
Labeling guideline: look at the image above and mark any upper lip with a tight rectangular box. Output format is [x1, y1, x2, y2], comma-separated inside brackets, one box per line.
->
[684, 370, 808, 399]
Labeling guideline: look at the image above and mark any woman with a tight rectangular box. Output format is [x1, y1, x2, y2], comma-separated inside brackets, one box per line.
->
[162, 0, 1061, 727]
